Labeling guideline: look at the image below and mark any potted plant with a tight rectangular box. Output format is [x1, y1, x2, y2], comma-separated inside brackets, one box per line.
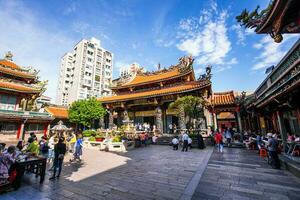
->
[95, 133, 105, 142]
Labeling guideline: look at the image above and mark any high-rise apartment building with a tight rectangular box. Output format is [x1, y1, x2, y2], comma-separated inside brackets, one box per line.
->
[56, 37, 113, 106]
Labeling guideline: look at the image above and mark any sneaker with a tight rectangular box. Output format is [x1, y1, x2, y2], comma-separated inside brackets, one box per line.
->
[49, 176, 56, 180]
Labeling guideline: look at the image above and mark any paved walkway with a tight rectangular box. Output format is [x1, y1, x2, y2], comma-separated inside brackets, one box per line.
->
[192, 148, 300, 200]
[1, 146, 213, 200]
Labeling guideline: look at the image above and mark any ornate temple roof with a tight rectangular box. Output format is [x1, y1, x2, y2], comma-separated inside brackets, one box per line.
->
[122, 67, 183, 87]
[236, 0, 300, 43]
[45, 106, 69, 119]
[99, 80, 210, 103]
[0, 80, 40, 93]
[0, 64, 36, 79]
[0, 59, 22, 70]
[112, 56, 196, 89]
[211, 91, 236, 106]
[0, 52, 37, 80]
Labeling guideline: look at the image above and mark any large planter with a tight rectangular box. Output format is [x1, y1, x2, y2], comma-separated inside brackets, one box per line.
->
[96, 138, 105, 142]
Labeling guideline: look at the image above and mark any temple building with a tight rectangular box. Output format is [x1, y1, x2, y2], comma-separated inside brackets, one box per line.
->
[236, 0, 300, 43]
[0, 52, 52, 143]
[98, 56, 212, 133]
[207, 91, 243, 132]
[240, 39, 300, 146]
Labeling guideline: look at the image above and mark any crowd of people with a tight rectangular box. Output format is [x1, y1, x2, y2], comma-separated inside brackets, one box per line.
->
[171, 131, 204, 152]
[0, 131, 85, 189]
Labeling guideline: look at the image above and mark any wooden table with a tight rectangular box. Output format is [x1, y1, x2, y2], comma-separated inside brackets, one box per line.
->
[16, 156, 47, 184]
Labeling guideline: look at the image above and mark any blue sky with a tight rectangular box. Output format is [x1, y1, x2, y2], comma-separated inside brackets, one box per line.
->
[0, 0, 299, 100]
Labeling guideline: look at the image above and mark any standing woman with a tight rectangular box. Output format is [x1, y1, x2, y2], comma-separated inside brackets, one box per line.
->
[74, 135, 83, 160]
[49, 137, 66, 180]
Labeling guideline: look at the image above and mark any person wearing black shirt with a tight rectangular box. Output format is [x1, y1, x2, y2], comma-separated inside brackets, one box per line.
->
[49, 137, 66, 180]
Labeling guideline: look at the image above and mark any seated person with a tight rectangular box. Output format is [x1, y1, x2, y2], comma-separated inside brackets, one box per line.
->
[0, 146, 16, 184]
[24, 137, 39, 156]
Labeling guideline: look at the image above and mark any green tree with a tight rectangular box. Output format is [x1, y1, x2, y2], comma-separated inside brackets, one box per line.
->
[69, 97, 106, 129]
[169, 95, 206, 129]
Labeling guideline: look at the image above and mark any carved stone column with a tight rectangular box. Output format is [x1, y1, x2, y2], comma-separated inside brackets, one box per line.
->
[178, 105, 186, 131]
[277, 111, 287, 148]
[108, 109, 114, 129]
[237, 111, 242, 133]
[155, 106, 163, 133]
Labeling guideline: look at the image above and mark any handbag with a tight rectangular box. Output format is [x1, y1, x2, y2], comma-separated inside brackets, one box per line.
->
[58, 154, 64, 160]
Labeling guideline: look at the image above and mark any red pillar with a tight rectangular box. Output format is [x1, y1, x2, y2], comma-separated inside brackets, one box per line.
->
[43, 123, 48, 137]
[16, 123, 22, 139]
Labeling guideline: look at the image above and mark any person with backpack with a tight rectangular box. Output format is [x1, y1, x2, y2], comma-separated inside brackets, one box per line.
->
[49, 137, 66, 180]
[39, 136, 49, 158]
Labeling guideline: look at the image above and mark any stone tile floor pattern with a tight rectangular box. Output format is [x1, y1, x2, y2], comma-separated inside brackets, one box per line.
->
[192, 148, 300, 200]
[0, 146, 212, 200]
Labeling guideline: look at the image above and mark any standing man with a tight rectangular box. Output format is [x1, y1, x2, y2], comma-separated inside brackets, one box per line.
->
[225, 128, 232, 147]
[267, 133, 280, 169]
[182, 131, 189, 152]
[214, 130, 224, 153]
[49, 137, 66, 180]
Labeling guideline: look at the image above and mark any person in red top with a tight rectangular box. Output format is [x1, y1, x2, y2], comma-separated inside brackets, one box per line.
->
[214, 130, 224, 153]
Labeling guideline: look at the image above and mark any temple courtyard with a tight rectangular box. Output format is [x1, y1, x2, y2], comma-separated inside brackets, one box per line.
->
[1, 146, 300, 200]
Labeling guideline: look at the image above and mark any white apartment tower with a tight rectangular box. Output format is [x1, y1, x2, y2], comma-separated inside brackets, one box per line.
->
[56, 38, 113, 106]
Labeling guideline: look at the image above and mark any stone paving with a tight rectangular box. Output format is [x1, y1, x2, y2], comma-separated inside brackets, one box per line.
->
[192, 148, 300, 200]
[1, 145, 213, 200]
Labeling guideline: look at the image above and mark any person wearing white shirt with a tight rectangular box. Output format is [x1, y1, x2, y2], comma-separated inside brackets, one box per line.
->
[188, 137, 192, 149]
[182, 132, 189, 152]
[172, 137, 179, 150]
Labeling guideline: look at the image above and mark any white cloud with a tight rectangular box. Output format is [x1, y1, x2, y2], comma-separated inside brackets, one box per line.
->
[176, 2, 237, 75]
[252, 35, 298, 70]
[0, 1, 75, 101]
[231, 24, 245, 45]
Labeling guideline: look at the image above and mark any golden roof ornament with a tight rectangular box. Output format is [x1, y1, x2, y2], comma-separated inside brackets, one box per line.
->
[4, 51, 13, 61]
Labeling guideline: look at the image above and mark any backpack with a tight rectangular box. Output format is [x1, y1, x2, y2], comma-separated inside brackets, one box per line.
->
[40, 141, 49, 153]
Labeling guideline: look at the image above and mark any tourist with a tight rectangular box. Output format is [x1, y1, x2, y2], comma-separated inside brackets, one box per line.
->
[256, 133, 263, 150]
[145, 132, 149, 146]
[74, 135, 83, 160]
[39, 136, 49, 158]
[49, 137, 67, 180]
[172, 136, 179, 150]
[169, 123, 173, 134]
[173, 124, 177, 134]
[295, 135, 300, 142]
[152, 134, 158, 144]
[16, 139, 23, 151]
[67, 132, 76, 155]
[287, 133, 295, 142]
[24, 137, 39, 156]
[188, 137, 192, 149]
[27, 132, 37, 143]
[197, 133, 205, 149]
[140, 132, 146, 147]
[0, 146, 16, 184]
[214, 130, 223, 153]
[225, 128, 232, 147]
[48, 134, 56, 164]
[267, 133, 280, 169]
[181, 131, 189, 152]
